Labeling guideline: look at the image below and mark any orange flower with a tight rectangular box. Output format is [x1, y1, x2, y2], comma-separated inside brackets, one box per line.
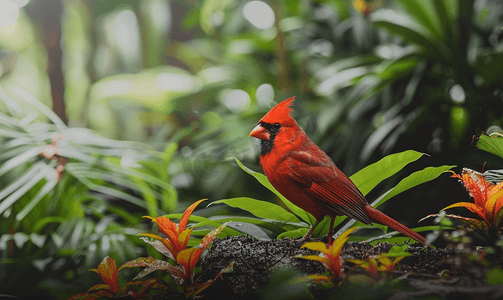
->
[434, 168, 503, 241]
[124, 222, 230, 296]
[69, 256, 124, 299]
[445, 169, 503, 226]
[297, 227, 356, 283]
[140, 199, 206, 260]
[348, 254, 407, 278]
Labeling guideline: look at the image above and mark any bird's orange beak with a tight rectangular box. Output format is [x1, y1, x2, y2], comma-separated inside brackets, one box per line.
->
[249, 124, 270, 140]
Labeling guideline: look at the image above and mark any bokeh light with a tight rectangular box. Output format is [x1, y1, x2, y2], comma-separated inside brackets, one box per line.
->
[0, 0, 20, 26]
[242, 1, 275, 30]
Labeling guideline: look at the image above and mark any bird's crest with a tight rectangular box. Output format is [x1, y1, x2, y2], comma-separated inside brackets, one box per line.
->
[259, 97, 296, 125]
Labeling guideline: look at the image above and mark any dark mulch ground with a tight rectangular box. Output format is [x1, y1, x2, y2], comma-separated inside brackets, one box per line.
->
[190, 235, 503, 300]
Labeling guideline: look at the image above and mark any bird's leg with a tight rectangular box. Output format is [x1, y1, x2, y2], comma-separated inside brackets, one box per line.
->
[295, 219, 321, 244]
[327, 217, 336, 245]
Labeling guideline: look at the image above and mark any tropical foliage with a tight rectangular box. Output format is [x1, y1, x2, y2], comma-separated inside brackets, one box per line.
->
[0, 87, 177, 298]
[210, 152, 453, 242]
[422, 133, 503, 243]
[347, 245, 413, 281]
[71, 201, 230, 299]
[297, 227, 356, 284]
[1, 0, 503, 298]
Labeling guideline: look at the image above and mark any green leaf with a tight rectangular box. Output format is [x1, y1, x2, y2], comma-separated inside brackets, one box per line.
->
[33, 216, 65, 233]
[0, 164, 49, 215]
[473, 133, 503, 160]
[161, 213, 245, 237]
[200, 0, 234, 34]
[310, 216, 334, 238]
[371, 9, 448, 63]
[11, 87, 67, 130]
[433, 0, 455, 46]
[363, 226, 438, 244]
[486, 268, 503, 285]
[210, 197, 302, 223]
[0, 163, 43, 201]
[195, 216, 304, 234]
[277, 228, 308, 239]
[378, 56, 421, 82]
[374, 165, 455, 207]
[133, 177, 158, 218]
[316, 67, 369, 96]
[397, 0, 441, 38]
[232, 157, 315, 224]
[0, 147, 41, 177]
[16, 177, 58, 221]
[387, 245, 413, 257]
[349, 150, 424, 196]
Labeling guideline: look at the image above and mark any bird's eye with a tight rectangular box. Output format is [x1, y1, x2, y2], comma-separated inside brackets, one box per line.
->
[273, 123, 281, 130]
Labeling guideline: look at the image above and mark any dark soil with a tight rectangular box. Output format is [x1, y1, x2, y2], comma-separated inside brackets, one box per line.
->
[189, 235, 503, 300]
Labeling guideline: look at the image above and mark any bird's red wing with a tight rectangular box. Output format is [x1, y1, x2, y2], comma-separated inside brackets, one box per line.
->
[288, 150, 372, 225]
[287, 150, 337, 185]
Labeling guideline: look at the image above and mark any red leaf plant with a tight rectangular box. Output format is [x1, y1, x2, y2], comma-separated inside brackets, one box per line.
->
[347, 250, 411, 281]
[422, 168, 503, 242]
[295, 227, 356, 285]
[126, 221, 231, 297]
[70, 199, 231, 299]
[69, 256, 169, 300]
[140, 199, 207, 260]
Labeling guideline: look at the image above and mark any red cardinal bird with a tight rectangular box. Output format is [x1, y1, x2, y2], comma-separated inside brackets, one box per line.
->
[249, 97, 426, 245]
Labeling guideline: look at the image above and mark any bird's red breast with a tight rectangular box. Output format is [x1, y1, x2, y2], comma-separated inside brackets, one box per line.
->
[250, 97, 426, 245]
[250, 97, 371, 224]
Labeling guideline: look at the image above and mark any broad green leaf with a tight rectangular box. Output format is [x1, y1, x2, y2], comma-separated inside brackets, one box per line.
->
[232, 157, 315, 224]
[310, 216, 333, 238]
[363, 231, 424, 245]
[194, 217, 299, 234]
[359, 116, 405, 162]
[387, 245, 413, 257]
[374, 165, 455, 207]
[162, 143, 178, 168]
[473, 133, 503, 160]
[132, 177, 158, 218]
[33, 216, 65, 233]
[162, 214, 245, 237]
[313, 55, 383, 82]
[316, 67, 369, 96]
[397, 0, 441, 38]
[349, 150, 424, 196]
[210, 197, 302, 223]
[432, 0, 456, 47]
[277, 228, 308, 239]
[371, 9, 448, 63]
[378, 56, 421, 82]
[486, 268, 503, 285]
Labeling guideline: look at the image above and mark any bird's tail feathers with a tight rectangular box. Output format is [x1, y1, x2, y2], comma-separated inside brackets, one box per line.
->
[363, 205, 426, 245]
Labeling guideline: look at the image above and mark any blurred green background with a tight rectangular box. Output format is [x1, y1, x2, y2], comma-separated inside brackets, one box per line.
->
[1, 0, 503, 298]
